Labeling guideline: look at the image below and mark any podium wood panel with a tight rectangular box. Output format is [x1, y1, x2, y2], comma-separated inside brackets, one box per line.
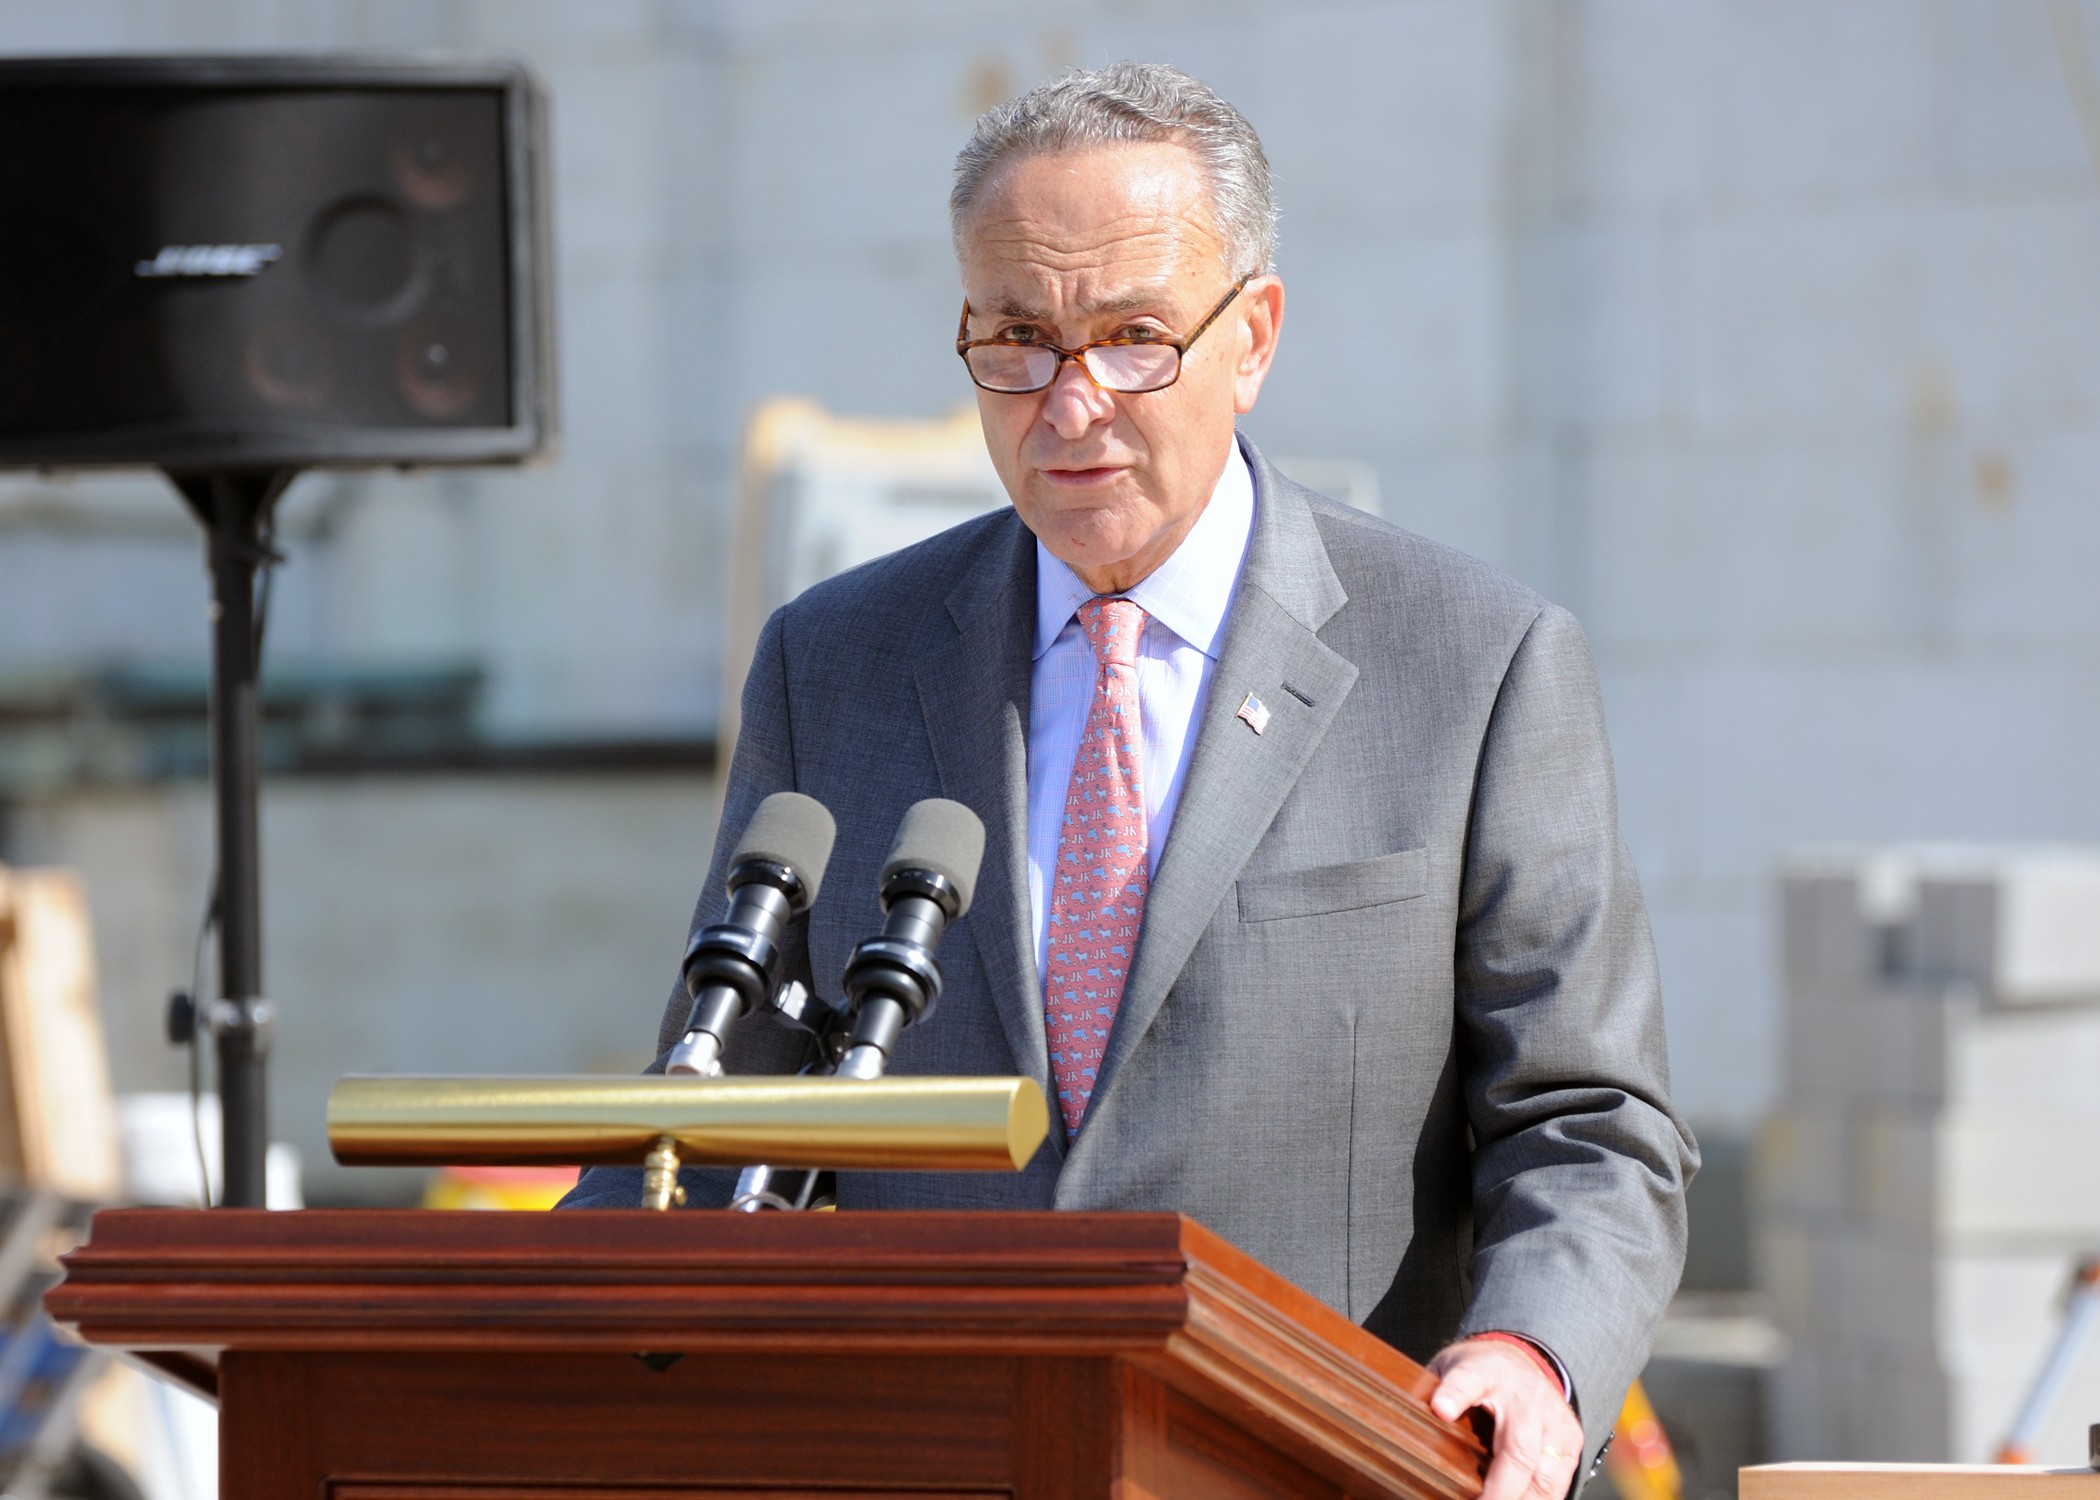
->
[49, 1209, 1486, 1500]
[1740, 1467, 2100, 1500]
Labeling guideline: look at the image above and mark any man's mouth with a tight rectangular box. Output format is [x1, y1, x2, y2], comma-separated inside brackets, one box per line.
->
[1039, 464, 1125, 487]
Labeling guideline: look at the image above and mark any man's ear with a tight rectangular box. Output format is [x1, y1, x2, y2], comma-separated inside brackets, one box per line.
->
[1233, 274, 1285, 415]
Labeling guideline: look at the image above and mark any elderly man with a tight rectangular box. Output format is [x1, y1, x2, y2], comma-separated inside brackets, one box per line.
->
[568, 62, 1696, 1500]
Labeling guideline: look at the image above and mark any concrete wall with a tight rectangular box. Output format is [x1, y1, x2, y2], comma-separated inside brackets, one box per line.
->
[4, 0, 2099, 1138]
[1566, 1, 2100, 1134]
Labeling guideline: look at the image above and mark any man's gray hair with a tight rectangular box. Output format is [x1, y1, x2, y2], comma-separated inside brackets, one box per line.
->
[950, 62, 1278, 278]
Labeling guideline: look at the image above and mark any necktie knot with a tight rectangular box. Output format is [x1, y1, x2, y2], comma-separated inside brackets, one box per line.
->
[1078, 597, 1146, 670]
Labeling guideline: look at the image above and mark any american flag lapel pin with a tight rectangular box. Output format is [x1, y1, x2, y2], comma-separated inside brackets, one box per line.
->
[1236, 692, 1270, 735]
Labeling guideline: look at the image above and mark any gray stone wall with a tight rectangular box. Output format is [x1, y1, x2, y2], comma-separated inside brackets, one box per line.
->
[4, 0, 2099, 1139]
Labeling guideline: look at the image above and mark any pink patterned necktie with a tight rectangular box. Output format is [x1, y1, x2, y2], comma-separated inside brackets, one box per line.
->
[1044, 597, 1151, 1137]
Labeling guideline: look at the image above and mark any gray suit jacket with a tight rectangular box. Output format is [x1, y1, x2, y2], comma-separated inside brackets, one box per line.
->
[566, 436, 1697, 1459]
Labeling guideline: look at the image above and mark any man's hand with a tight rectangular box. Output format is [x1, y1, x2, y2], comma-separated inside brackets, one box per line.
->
[1428, 1336, 1583, 1500]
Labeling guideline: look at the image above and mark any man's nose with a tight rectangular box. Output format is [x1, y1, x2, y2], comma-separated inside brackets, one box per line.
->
[1038, 355, 1116, 439]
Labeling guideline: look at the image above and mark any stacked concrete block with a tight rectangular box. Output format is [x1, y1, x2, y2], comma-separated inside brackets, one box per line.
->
[1760, 847, 2100, 1465]
[1917, 858, 2100, 1009]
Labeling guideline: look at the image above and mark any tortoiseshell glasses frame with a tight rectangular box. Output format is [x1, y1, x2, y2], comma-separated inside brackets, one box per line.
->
[955, 272, 1256, 395]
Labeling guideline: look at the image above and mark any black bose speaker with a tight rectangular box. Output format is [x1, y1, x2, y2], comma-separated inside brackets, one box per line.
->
[0, 55, 552, 469]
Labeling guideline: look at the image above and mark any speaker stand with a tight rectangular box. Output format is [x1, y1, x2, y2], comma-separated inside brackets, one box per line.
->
[165, 468, 298, 1209]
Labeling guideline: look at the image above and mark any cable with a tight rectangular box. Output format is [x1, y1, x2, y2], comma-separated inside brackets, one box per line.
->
[253, 507, 277, 663]
[185, 879, 217, 1208]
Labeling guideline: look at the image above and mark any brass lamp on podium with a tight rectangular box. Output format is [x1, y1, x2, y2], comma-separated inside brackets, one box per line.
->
[329, 1073, 1050, 1208]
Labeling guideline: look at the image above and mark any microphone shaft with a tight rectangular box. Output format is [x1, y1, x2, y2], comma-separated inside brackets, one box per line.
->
[721, 883, 792, 945]
[667, 873, 801, 1076]
[837, 892, 950, 1077]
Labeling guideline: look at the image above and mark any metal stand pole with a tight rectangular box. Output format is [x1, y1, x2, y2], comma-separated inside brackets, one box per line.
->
[168, 468, 295, 1209]
[1995, 1254, 2100, 1463]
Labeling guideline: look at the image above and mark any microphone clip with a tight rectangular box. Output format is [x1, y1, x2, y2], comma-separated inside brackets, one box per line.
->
[763, 979, 855, 1066]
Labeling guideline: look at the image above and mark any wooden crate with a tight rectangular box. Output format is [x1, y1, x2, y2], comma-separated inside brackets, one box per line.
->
[0, 867, 120, 1199]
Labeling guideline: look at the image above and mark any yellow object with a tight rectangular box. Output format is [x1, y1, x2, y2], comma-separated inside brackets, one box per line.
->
[329, 1073, 1050, 1173]
[1606, 1380, 1683, 1500]
[421, 1165, 579, 1211]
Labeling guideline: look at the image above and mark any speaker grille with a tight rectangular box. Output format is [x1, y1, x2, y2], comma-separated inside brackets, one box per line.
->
[0, 59, 547, 469]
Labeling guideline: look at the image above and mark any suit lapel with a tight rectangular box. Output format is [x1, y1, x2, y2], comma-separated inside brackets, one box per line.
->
[912, 514, 1058, 1148]
[1073, 441, 1358, 1143]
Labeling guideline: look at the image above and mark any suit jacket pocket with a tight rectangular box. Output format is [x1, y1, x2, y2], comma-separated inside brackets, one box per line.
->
[1236, 847, 1429, 923]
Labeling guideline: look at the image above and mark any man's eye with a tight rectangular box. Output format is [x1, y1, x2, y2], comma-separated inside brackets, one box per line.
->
[999, 327, 1044, 345]
[1118, 326, 1167, 342]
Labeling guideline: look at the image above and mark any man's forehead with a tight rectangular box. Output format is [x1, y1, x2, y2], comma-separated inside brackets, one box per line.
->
[958, 142, 1228, 303]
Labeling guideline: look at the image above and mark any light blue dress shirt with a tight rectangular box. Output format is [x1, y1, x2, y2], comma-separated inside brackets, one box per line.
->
[1026, 440, 1256, 982]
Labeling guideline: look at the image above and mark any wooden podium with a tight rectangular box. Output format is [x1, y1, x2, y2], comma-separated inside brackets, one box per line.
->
[48, 1208, 1486, 1500]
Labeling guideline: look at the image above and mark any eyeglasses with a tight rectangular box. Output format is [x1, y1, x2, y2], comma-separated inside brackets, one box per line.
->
[956, 273, 1254, 395]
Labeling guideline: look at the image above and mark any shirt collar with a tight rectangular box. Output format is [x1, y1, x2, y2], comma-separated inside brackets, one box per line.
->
[1032, 438, 1256, 661]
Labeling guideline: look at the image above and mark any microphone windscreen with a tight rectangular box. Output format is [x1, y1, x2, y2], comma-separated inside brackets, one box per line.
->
[881, 798, 986, 917]
[732, 791, 838, 902]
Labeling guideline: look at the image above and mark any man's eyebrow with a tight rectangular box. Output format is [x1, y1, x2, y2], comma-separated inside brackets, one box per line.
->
[1084, 289, 1162, 317]
[990, 289, 1171, 321]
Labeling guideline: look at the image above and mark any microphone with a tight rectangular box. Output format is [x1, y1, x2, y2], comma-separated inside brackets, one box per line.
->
[834, 798, 984, 1080]
[665, 792, 836, 1077]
